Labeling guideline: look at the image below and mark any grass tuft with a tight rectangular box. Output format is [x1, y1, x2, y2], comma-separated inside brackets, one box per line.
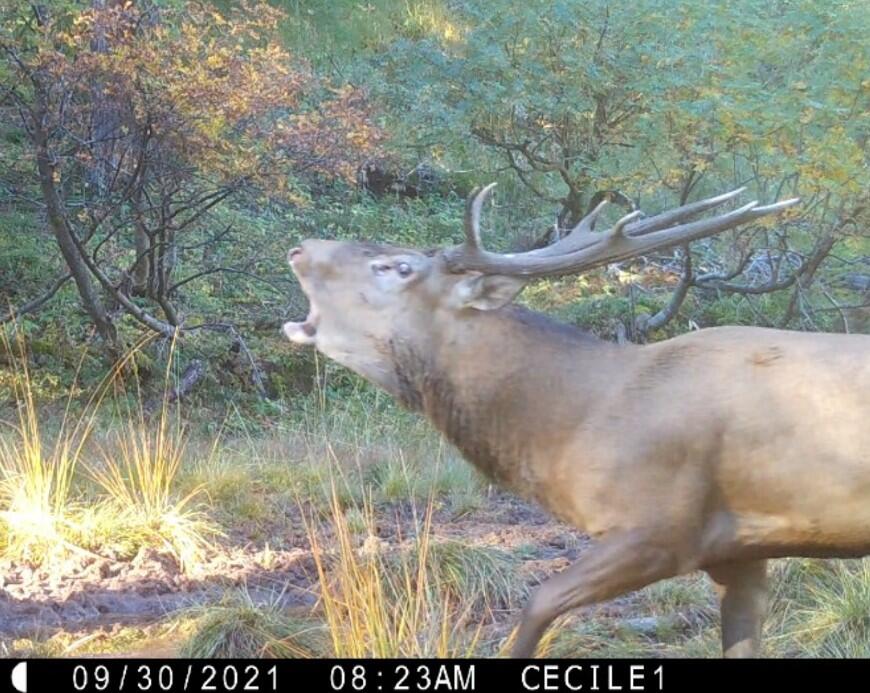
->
[0, 328, 89, 563]
[402, 538, 524, 611]
[768, 558, 870, 657]
[182, 591, 326, 658]
[307, 485, 485, 657]
[84, 340, 219, 572]
[1, 328, 218, 571]
[87, 415, 218, 571]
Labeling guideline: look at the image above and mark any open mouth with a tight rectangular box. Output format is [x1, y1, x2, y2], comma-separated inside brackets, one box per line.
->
[283, 303, 318, 345]
[284, 246, 319, 344]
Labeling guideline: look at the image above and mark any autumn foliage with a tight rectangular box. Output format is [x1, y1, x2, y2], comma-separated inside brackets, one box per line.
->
[1, 0, 382, 350]
[18, 0, 381, 187]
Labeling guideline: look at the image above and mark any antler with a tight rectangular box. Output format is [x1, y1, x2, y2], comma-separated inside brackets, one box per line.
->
[444, 185, 800, 278]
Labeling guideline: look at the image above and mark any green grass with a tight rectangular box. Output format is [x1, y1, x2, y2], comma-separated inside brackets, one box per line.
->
[766, 558, 870, 657]
[401, 539, 524, 612]
[182, 590, 326, 658]
[540, 618, 664, 659]
[178, 449, 271, 527]
[366, 447, 486, 507]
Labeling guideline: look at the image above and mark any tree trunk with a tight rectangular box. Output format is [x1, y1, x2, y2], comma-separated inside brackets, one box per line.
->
[131, 190, 151, 295]
[88, 0, 119, 197]
[33, 101, 118, 352]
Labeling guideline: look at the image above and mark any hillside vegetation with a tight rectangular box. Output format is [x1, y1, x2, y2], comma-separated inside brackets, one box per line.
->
[0, 0, 868, 658]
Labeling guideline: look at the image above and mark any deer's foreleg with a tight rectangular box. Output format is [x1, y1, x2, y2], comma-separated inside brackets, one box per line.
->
[510, 530, 681, 657]
[706, 559, 767, 658]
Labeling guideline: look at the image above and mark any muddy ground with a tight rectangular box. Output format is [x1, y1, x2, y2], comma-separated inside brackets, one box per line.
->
[0, 493, 608, 654]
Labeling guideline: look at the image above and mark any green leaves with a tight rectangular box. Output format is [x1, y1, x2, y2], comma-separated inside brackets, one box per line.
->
[373, 0, 866, 217]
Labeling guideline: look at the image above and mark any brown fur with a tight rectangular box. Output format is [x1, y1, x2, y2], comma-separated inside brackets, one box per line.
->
[283, 237, 870, 658]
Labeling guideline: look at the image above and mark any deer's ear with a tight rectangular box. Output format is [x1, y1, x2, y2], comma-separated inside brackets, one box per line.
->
[450, 274, 526, 311]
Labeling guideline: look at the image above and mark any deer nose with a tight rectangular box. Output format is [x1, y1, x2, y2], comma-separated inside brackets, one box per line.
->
[288, 246, 303, 264]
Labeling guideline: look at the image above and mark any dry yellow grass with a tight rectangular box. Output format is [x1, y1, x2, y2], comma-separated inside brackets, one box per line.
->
[0, 329, 216, 571]
[306, 483, 486, 657]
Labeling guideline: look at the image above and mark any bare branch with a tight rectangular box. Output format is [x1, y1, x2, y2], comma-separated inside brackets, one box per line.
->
[696, 233, 835, 299]
[169, 266, 289, 296]
[1, 273, 72, 324]
[637, 247, 693, 334]
[779, 234, 837, 327]
[65, 221, 177, 337]
[185, 322, 266, 397]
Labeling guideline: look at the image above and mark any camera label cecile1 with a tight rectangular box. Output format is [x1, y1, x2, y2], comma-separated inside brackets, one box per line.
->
[521, 664, 664, 692]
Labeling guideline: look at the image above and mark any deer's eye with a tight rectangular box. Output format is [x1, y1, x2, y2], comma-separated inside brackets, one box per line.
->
[397, 262, 413, 278]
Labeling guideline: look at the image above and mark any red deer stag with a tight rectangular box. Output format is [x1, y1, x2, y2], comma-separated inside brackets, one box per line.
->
[282, 185, 870, 658]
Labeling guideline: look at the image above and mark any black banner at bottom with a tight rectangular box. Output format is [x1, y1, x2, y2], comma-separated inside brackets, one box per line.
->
[1, 658, 865, 693]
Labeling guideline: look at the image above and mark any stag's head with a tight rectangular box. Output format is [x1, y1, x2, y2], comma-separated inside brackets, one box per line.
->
[283, 184, 798, 393]
[282, 239, 526, 394]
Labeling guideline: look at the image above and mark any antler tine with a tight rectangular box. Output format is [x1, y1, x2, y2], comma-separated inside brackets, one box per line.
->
[752, 198, 801, 215]
[625, 187, 746, 238]
[541, 187, 746, 256]
[610, 210, 644, 238]
[573, 198, 610, 235]
[464, 183, 498, 250]
[530, 198, 610, 257]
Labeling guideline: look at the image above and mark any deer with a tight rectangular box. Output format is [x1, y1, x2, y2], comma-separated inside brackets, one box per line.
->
[282, 184, 870, 658]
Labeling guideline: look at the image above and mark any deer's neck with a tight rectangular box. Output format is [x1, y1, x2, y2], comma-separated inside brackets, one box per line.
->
[390, 306, 631, 492]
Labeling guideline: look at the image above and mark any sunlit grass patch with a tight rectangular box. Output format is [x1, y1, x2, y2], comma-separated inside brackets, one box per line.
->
[0, 430, 80, 563]
[0, 328, 90, 563]
[86, 410, 219, 572]
[1, 327, 220, 571]
[182, 590, 326, 658]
